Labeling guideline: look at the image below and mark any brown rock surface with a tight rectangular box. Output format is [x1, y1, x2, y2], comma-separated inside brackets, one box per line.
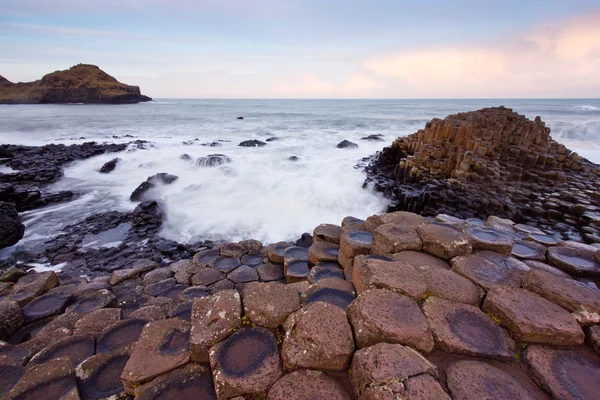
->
[308, 241, 340, 264]
[338, 230, 372, 268]
[419, 266, 484, 305]
[135, 363, 216, 399]
[392, 250, 450, 269]
[363, 211, 424, 233]
[268, 370, 351, 400]
[512, 240, 547, 261]
[28, 334, 95, 368]
[347, 289, 433, 352]
[0, 301, 23, 338]
[3, 358, 79, 400]
[417, 223, 472, 260]
[547, 246, 600, 277]
[282, 301, 354, 371]
[313, 223, 342, 244]
[97, 318, 148, 354]
[451, 251, 530, 290]
[109, 268, 140, 286]
[242, 281, 300, 328]
[482, 286, 584, 345]
[11, 271, 59, 306]
[75, 344, 132, 400]
[371, 224, 422, 255]
[463, 225, 514, 254]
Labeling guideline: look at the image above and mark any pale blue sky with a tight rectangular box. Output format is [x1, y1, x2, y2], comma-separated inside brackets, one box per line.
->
[1, 0, 599, 98]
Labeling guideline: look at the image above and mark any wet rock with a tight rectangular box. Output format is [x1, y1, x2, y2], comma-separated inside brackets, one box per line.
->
[417, 223, 472, 260]
[525, 345, 600, 400]
[210, 256, 241, 273]
[336, 140, 358, 149]
[525, 233, 559, 246]
[0, 341, 31, 365]
[242, 282, 300, 328]
[22, 291, 71, 322]
[2, 358, 79, 400]
[422, 297, 514, 359]
[268, 370, 351, 400]
[547, 246, 600, 277]
[196, 154, 232, 167]
[483, 286, 584, 345]
[523, 260, 571, 278]
[391, 250, 450, 269]
[0, 202, 25, 249]
[0, 357, 24, 398]
[308, 262, 345, 283]
[171, 259, 203, 284]
[349, 342, 437, 397]
[28, 334, 95, 368]
[210, 327, 282, 399]
[0, 301, 24, 338]
[11, 271, 59, 306]
[338, 230, 372, 268]
[219, 242, 249, 259]
[308, 241, 339, 265]
[192, 267, 225, 286]
[451, 251, 530, 290]
[179, 153, 193, 162]
[67, 289, 116, 314]
[144, 278, 177, 297]
[347, 289, 434, 352]
[352, 256, 427, 300]
[178, 285, 211, 302]
[239, 140, 267, 147]
[121, 318, 191, 395]
[97, 318, 149, 354]
[72, 281, 110, 298]
[313, 224, 342, 244]
[267, 242, 292, 264]
[0, 266, 26, 283]
[372, 224, 422, 255]
[446, 360, 538, 400]
[75, 344, 132, 400]
[241, 253, 265, 266]
[363, 211, 424, 233]
[130, 173, 179, 201]
[342, 216, 365, 233]
[143, 267, 174, 285]
[463, 225, 514, 254]
[109, 268, 140, 286]
[190, 289, 241, 363]
[300, 282, 355, 310]
[73, 308, 122, 337]
[282, 302, 354, 371]
[135, 363, 216, 399]
[361, 134, 385, 141]
[99, 157, 120, 173]
[523, 268, 600, 326]
[228, 265, 259, 283]
[129, 305, 168, 321]
[257, 262, 284, 282]
[284, 259, 310, 283]
[209, 278, 236, 293]
[511, 240, 547, 261]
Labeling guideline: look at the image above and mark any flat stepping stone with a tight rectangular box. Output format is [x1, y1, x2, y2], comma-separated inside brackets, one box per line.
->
[360, 374, 450, 400]
[352, 256, 427, 300]
[511, 240, 547, 261]
[523, 259, 571, 278]
[267, 242, 292, 264]
[22, 291, 71, 322]
[466, 217, 486, 227]
[463, 225, 514, 254]
[392, 250, 450, 269]
[547, 246, 600, 277]
[160, 284, 188, 300]
[193, 248, 220, 266]
[514, 224, 545, 235]
[347, 289, 434, 352]
[313, 223, 342, 244]
[0, 341, 31, 365]
[28, 334, 95, 368]
[284, 259, 310, 282]
[136, 363, 216, 399]
[301, 285, 355, 310]
[349, 342, 436, 397]
[144, 278, 177, 297]
[308, 262, 344, 283]
[219, 242, 249, 258]
[525, 233, 559, 246]
[307, 241, 339, 264]
[0, 301, 24, 338]
[436, 213, 466, 226]
[242, 282, 300, 328]
[451, 251, 530, 290]
[130, 305, 168, 321]
[482, 286, 584, 345]
[97, 318, 149, 353]
[178, 286, 210, 302]
[169, 302, 193, 321]
[191, 268, 225, 286]
[372, 224, 422, 255]
[109, 268, 140, 286]
[210, 256, 241, 273]
[338, 230, 372, 268]
[227, 265, 259, 283]
[11, 271, 59, 306]
[417, 223, 472, 260]
[241, 253, 266, 267]
[190, 290, 241, 363]
[525, 345, 600, 400]
[283, 246, 309, 264]
[257, 262, 284, 282]
[283, 301, 354, 371]
[363, 211, 424, 233]
[0, 357, 24, 398]
[341, 216, 364, 232]
[209, 327, 282, 399]
[523, 268, 600, 326]
[121, 318, 191, 395]
[66, 289, 116, 314]
[418, 267, 484, 306]
[2, 358, 79, 400]
[75, 344, 132, 400]
[422, 297, 515, 359]
[74, 308, 122, 337]
[268, 370, 351, 400]
[446, 360, 538, 400]
[142, 267, 174, 285]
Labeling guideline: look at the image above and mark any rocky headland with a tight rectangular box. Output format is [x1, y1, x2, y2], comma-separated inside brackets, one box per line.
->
[1, 108, 600, 399]
[0, 64, 152, 104]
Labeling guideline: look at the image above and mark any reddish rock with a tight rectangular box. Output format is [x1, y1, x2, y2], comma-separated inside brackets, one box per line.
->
[349, 342, 436, 396]
[268, 370, 351, 400]
[347, 289, 434, 352]
[451, 251, 530, 290]
[419, 266, 484, 306]
[308, 262, 345, 283]
[172, 260, 204, 284]
[267, 242, 292, 264]
[257, 262, 284, 282]
[135, 363, 216, 399]
[227, 265, 259, 283]
[11, 271, 59, 306]
[338, 230, 372, 268]
[371, 224, 422, 255]
[352, 256, 427, 300]
[284, 259, 310, 283]
[178, 285, 210, 302]
[587, 325, 600, 355]
[392, 250, 450, 270]
[75, 345, 132, 400]
[463, 225, 514, 254]
[210, 327, 282, 399]
[97, 318, 149, 354]
[210, 257, 241, 273]
[525, 233, 559, 246]
[446, 360, 538, 400]
[0, 301, 23, 338]
[190, 289, 241, 363]
[308, 241, 340, 264]
[363, 212, 424, 233]
[66, 289, 116, 314]
[417, 223, 472, 260]
[242, 282, 300, 328]
[121, 318, 191, 395]
[422, 297, 514, 359]
[240, 239, 262, 254]
[142, 267, 174, 285]
[22, 291, 71, 322]
[525, 345, 600, 400]
[512, 240, 547, 261]
[129, 305, 168, 321]
[282, 302, 354, 371]
[403, 374, 451, 400]
[523, 259, 571, 278]
[523, 268, 600, 326]
[0, 356, 24, 398]
[342, 216, 365, 233]
[547, 246, 600, 277]
[301, 279, 356, 310]
[193, 248, 220, 266]
[482, 286, 584, 345]
[3, 358, 79, 400]
[191, 267, 225, 286]
[28, 334, 95, 368]
[109, 268, 140, 286]
[0, 341, 31, 366]
[313, 223, 342, 244]
[220, 242, 249, 258]
[73, 308, 122, 337]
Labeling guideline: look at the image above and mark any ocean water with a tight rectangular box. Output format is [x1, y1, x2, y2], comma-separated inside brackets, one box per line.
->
[1, 99, 599, 258]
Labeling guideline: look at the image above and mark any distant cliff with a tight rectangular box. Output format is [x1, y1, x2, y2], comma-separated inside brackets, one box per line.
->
[0, 64, 152, 104]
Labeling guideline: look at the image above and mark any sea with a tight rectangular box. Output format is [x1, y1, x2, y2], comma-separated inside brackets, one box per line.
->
[1, 99, 599, 262]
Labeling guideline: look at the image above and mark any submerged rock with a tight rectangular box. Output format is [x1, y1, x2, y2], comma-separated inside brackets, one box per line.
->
[336, 140, 358, 149]
[196, 154, 232, 167]
[239, 140, 267, 147]
[0, 202, 24, 249]
[130, 173, 178, 202]
[99, 157, 120, 173]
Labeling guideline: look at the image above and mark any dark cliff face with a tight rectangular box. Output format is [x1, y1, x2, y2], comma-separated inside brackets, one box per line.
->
[0, 64, 152, 104]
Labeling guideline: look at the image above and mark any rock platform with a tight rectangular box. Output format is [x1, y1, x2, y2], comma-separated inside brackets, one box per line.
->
[2, 210, 600, 399]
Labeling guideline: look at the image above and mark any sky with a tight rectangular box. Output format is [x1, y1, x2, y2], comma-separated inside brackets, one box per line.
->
[1, 0, 600, 98]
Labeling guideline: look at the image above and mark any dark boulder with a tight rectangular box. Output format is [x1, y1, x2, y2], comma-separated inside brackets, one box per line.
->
[266, 137, 280, 142]
[288, 156, 299, 162]
[239, 140, 267, 147]
[196, 154, 232, 167]
[99, 158, 120, 173]
[179, 154, 193, 162]
[0, 202, 24, 249]
[361, 134, 384, 141]
[336, 140, 358, 149]
[130, 173, 178, 202]
[237, 116, 244, 120]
